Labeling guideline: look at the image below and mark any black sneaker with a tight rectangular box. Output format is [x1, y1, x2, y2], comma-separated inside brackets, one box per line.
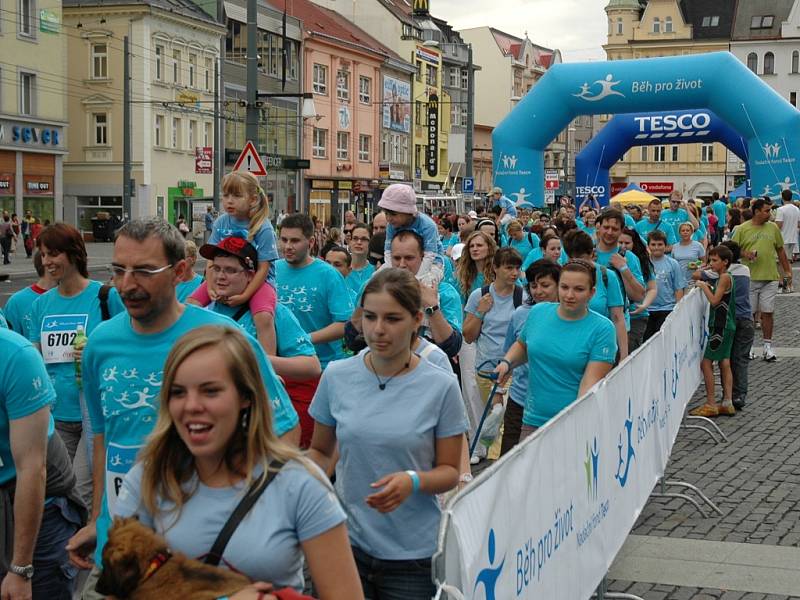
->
[733, 398, 746, 410]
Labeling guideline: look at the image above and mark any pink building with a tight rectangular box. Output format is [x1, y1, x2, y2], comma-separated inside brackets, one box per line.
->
[271, 0, 401, 225]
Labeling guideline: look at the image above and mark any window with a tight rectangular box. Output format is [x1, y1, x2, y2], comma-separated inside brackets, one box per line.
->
[312, 128, 327, 158]
[415, 100, 424, 126]
[751, 15, 775, 29]
[155, 115, 164, 147]
[265, 33, 279, 76]
[312, 64, 327, 94]
[449, 67, 459, 87]
[205, 57, 212, 91]
[653, 145, 666, 161]
[764, 52, 775, 75]
[188, 54, 197, 87]
[665, 16, 673, 33]
[92, 43, 108, 79]
[791, 92, 797, 107]
[793, 51, 799, 74]
[616, 17, 623, 34]
[19, 72, 34, 115]
[18, 0, 34, 36]
[173, 50, 181, 83]
[155, 46, 164, 81]
[381, 133, 389, 162]
[172, 117, 181, 149]
[336, 70, 350, 101]
[671, 145, 678, 161]
[203, 122, 211, 147]
[359, 134, 370, 162]
[701, 144, 714, 162]
[336, 131, 349, 160]
[747, 52, 758, 73]
[94, 113, 108, 145]
[451, 104, 461, 128]
[461, 109, 468, 127]
[702, 16, 719, 27]
[188, 120, 196, 149]
[359, 76, 371, 104]
[461, 68, 468, 90]
[652, 17, 660, 33]
[287, 42, 298, 80]
[425, 64, 437, 86]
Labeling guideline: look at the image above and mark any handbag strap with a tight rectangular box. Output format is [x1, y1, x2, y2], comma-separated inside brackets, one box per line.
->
[204, 460, 284, 566]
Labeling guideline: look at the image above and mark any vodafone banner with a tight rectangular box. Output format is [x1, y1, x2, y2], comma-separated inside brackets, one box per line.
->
[434, 289, 709, 599]
[639, 181, 674, 195]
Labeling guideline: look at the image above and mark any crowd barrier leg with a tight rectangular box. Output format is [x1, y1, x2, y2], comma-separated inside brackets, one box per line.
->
[648, 476, 723, 518]
[592, 576, 644, 600]
[682, 414, 729, 443]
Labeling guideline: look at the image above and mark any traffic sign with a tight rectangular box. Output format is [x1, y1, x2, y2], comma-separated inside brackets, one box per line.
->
[462, 177, 474, 193]
[232, 140, 267, 176]
[545, 190, 556, 204]
[545, 179, 559, 190]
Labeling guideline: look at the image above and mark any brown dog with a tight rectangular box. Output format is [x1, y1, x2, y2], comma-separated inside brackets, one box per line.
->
[96, 517, 251, 599]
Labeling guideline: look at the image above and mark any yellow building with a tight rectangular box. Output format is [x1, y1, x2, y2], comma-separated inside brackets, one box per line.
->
[62, 0, 223, 235]
[603, 0, 738, 199]
[411, 42, 450, 193]
[0, 0, 68, 223]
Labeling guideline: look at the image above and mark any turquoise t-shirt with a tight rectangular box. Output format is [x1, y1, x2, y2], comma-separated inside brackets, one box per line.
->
[346, 263, 375, 297]
[309, 355, 468, 560]
[84, 305, 299, 565]
[0, 329, 57, 484]
[441, 233, 459, 250]
[210, 215, 278, 285]
[624, 213, 636, 229]
[509, 233, 539, 263]
[210, 302, 316, 359]
[504, 304, 532, 407]
[591, 264, 624, 318]
[650, 255, 686, 312]
[660, 208, 690, 237]
[712, 200, 728, 227]
[579, 224, 597, 242]
[519, 302, 617, 427]
[521, 247, 568, 276]
[635, 219, 678, 246]
[275, 259, 354, 369]
[0, 311, 6, 329]
[595, 247, 645, 329]
[176, 274, 204, 302]
[2, 285, 46, 334]
[116, 460, 345, 591]
[28, 281, 125, 422]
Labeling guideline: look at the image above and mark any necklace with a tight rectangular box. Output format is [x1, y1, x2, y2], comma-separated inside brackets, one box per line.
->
[367, 351, 412, 390]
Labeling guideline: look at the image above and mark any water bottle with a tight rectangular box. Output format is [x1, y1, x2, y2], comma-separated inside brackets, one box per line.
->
[73, 325, 88, 389]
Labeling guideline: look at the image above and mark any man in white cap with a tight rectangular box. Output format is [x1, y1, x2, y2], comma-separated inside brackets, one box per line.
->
[491, 186, 517, 225]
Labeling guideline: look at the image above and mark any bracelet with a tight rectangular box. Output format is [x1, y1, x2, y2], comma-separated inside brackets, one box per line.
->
[405, 470, 421, 493]
[498, 358, 513, 370]
[618, 265, 629, 273]
[474, 311, 486, 321]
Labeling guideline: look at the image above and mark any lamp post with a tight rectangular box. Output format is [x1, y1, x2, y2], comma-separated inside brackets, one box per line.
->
[565, 123, 576, 198]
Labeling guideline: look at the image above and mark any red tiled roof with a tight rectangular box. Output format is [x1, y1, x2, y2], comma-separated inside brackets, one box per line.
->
[267, 0, 402, 60]
[509, 42, 522, 59]
[540, 53, 553, 68]
[490, 27, 523, 56]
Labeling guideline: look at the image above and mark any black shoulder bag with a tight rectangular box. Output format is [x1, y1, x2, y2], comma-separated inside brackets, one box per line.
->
[203, 460, 284, 566]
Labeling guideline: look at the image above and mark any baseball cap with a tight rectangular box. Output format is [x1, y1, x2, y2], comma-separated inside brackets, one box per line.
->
[199, 236, 258, 271]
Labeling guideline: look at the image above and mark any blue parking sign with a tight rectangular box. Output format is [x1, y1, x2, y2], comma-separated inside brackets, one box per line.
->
[462, 177, 474, 193]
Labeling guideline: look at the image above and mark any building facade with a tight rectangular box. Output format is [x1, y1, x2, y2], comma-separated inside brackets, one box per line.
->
[603, 0, 737, 200]
[0, 0, 68, 224]
[63, 0, 223, 235]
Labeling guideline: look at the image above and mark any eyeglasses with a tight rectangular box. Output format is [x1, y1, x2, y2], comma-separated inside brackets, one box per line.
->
[109, 264, 173, 280]
[209, 264, 246, 276]
[351, 236, 370, 243]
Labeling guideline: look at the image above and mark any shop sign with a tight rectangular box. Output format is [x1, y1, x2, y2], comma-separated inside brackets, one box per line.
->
[421, 181, 441, 191]
[178, 180, 196, 196]
[25, 179, 52, 195]
[339, 181, 353, 190]
[0, 174, 13, 195]
[639, 181, 674, 194]
[0, 120, 63, 149]
[426, 95, 439, 177]
[39, 9, 60, 33]
[312, 180, 334, 189]
[195, 147, 212, 174]
[390, 169, 406, 180]
[416, 45, 440, 66]
[379, 162, 390, 178]
[611, 182, 627, 196]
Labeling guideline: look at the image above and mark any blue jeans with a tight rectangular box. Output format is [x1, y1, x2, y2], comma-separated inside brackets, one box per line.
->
[33, 498, 81, 599]
[352, 546, 435, 600]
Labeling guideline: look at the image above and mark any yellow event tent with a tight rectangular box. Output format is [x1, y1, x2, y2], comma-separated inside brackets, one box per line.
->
[609, 183, 658, 206]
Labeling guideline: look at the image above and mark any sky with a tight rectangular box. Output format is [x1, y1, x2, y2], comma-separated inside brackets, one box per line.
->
[435, 0, 609, 62]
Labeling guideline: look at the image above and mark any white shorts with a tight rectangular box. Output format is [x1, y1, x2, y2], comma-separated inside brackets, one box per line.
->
[784, 243, 798, 258]
[750, 280, 779, 313]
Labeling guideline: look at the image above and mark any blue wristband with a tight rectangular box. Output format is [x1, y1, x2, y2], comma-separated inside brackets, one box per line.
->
[405, 470, 421, 493]
[216, 597, 230, 600]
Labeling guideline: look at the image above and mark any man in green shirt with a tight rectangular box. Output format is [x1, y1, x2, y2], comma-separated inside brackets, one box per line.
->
[732, 198, 792, 361]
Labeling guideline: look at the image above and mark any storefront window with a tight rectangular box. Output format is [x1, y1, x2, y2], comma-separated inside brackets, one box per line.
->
[77, 196, 122, 232]
[309, 189, 331, 224]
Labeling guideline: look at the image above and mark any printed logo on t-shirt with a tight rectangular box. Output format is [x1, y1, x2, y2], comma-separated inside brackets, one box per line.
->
[106, 442, 141, 515]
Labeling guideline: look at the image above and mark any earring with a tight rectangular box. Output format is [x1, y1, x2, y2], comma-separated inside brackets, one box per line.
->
[240, 407, 250, 430]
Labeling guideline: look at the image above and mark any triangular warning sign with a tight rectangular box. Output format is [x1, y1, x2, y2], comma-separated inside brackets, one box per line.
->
[232, 141, 267, 176]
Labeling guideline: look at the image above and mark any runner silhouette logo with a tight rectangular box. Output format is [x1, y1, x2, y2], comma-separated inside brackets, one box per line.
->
[474, 528, 504, 600]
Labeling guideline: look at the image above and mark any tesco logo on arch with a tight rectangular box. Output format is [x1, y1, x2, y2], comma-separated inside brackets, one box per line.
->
[634, 113, 711, 133]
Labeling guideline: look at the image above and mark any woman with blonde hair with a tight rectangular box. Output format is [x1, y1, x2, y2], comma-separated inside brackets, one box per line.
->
[455, 230, 497, 304]
[115, 325, 362, 600]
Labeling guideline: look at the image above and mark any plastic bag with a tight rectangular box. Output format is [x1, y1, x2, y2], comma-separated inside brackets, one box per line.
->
[479, 404, 505, 449]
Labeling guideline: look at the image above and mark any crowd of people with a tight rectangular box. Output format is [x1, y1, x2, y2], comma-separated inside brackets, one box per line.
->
[0, 175, 797, 600]
[0, 210, 46, 265]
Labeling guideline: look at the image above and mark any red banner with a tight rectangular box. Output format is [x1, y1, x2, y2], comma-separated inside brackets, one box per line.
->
[0, 174, 13, 196]
[195, 147, 212, 174]
[610, 182, 627, 196]
[639, 181, 674, 194]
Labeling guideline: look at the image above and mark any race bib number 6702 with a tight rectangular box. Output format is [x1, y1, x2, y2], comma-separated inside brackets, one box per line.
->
[40, 314, 89, 364]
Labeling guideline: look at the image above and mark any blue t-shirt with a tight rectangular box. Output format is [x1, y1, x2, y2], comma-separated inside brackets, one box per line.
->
[596, 246, 645, 328]
[28, 281, 126, 422]
[660, 208, 690, 237]
[650, 255, 686, 312]
[465, 284, 519, 367]
[635, 219, 678, 246]
[209, 215, 278, 285]
[275, 259, 354, 369]
[504, 303, 531, 407]
[309, 355, 467, 560]
[83, 305, 299, 565]
[175, 274, 204, 302]
[116, 460, 345, 590]
[509, 233, 539, 263]
[519, 303, 617, 427]
[624, 213, 636, 229]
[579, 224, 597, 241]
[712, 200, 728, 227]
[521, 247, 568, 275]
[495, 195, 517, 217]
[346, 263, 375, 297]
[383, 212, 444, 256]
[210, 302, 316, 359]
[0, 329, 57, 485]
[2, 285, 46, 334]
[441, 233, 459, 250]
[671, 241, 705, 284]
[0, 311, 6, 329]
[591, 264, 624, 318]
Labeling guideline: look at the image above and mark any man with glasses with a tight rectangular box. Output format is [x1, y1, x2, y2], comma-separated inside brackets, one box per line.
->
[65, 218, 299, 599]
[661, 190, 699, 239]
[635, 198, 679, 249]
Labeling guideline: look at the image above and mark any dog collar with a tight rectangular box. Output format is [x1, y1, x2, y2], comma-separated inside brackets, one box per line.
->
[141, 550, 172, 583]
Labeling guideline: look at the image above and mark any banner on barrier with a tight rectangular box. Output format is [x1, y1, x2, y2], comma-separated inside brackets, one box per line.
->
[434, 289, 708, 600]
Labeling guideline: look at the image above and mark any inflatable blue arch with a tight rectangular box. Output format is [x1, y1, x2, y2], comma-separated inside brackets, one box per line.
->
[574, 109, 750, 206]
[493, 52, 800, 207]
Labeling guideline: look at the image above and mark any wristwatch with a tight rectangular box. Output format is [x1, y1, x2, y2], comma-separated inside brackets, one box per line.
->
[10, 564, 34, 580]
[424, 304, 440, 316]
[459, 473, 474, 484]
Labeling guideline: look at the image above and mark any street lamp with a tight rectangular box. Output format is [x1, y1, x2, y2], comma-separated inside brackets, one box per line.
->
[565, 124, 576, 198]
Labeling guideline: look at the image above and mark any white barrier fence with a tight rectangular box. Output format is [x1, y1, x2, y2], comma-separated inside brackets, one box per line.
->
[433, 288, 709, 600]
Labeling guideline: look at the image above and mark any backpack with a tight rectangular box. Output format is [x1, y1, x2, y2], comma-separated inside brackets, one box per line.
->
[598, 264, 630, 313]
[527, 232, 536, 247]
[98, 284, 112, 321]
[481, 284, 524, 309]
